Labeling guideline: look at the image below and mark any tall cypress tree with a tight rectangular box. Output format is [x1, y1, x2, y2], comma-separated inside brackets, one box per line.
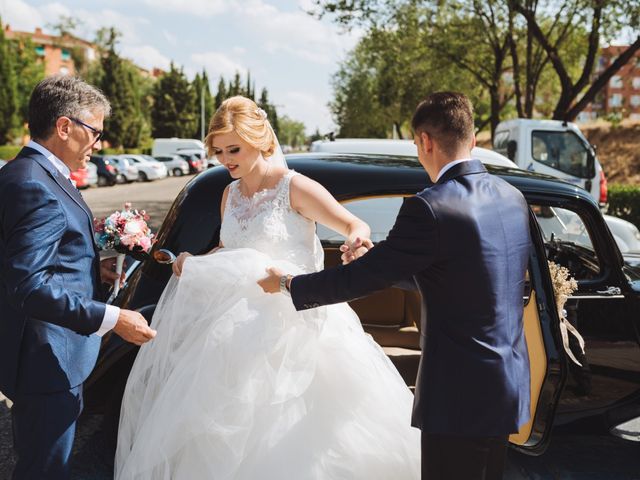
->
[193, 70, 213, 139]
[215, 76, 227, 109]
[0, 20, 18, 144]
[99, 28, 144, 148]
[258, 87, 279, 136]
[152, 63, 197, 138]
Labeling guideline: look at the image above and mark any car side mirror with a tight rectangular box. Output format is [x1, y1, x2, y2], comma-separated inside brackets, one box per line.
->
[507, 140, 517, 161]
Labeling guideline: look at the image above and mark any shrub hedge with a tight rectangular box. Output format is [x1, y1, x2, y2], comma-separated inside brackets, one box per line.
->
[607, 184, 640, 229]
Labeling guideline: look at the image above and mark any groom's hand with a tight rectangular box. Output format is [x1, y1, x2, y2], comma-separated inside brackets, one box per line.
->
[258, 267, 284, 294]
[340, 237, 374, 265]
[113, 309, 157, 345]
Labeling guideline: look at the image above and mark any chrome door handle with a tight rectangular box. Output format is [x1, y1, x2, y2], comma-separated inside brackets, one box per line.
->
[596, 286, 622, 295]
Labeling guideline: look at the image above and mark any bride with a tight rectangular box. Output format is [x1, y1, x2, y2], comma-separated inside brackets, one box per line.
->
[115, 96, 420, 479]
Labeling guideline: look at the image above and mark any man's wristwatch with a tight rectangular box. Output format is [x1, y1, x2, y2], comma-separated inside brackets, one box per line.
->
[279, 275, 293, 296]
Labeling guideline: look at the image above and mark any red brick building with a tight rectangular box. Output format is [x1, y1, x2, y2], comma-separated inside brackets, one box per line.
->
[579, 45, 640, 122]
[4, 25, 97, 76]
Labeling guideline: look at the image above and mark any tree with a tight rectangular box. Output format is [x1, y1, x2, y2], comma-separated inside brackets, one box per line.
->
[152, 63, 197, 138]
[214, 76, 227, 109]
[8, 36, 44, 131]
[0, 19, 18, 143]
[98, 28, 145, 148]
[258, 88, 279, 135]
[510, 0, 640, 121]
[278, 116, 307, 148]
[193, 70, 214, 139]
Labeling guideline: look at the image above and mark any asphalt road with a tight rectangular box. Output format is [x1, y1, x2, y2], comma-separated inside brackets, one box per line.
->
[1, 172, 639, 478]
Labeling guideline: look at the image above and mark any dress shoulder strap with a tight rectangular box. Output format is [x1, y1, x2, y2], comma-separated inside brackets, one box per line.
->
[277, 170, 299, 208]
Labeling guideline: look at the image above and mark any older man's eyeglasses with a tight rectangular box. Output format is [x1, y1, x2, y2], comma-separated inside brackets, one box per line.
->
[69, 117, 104, 143]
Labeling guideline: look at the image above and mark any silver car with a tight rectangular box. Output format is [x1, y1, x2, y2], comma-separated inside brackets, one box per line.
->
[105, 155, 139, 183]
[150, 154, 189, 177]
[86, 161, 98, 187]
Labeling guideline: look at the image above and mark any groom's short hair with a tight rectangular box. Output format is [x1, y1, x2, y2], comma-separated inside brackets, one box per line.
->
[411, 92, 474, 157]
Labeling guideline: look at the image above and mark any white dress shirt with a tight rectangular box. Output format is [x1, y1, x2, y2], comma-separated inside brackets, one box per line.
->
[435, 158, 474, 182]
[27, 140, 120, 337]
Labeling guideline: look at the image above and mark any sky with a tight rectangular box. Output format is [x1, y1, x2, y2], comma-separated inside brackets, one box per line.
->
[0, 0, 363, 134]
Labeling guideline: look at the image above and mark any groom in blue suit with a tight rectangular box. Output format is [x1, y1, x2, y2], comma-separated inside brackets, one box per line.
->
[261, 92, 532, 479]
[0, 75, 156, 479]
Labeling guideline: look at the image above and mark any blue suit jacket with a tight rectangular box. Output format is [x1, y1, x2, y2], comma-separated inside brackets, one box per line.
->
[0, 147, 105, 399]
[291, 160, 532, 436]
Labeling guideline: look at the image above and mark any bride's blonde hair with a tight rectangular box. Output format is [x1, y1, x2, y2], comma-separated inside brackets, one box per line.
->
[205, 96, 277, 158]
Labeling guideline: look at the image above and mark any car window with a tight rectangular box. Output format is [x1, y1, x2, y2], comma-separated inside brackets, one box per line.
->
[531, 130, 592, 178]
[531, 204, 600, 279]
[493, 131, 510, 155]
[316, 196, 405, 243]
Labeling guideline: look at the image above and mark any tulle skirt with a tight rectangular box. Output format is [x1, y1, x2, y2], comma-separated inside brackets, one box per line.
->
[115, 248, 420, 479]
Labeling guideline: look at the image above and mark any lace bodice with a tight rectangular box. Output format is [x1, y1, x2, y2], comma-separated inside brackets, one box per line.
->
[220, 170, 323, 273]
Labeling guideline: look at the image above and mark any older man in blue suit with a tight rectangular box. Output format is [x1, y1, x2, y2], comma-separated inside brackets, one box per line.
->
[260, 92, 532, 479]
[0, 75, 157, 480]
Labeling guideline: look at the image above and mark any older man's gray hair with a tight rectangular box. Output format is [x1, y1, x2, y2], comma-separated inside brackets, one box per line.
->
[28, 75, 111, 140]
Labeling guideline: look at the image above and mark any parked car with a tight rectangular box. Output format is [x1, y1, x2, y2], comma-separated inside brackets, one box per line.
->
[70, 167, 89, 188]
[152, 154, 190, 177]
[311, 138, 637, 267]
[176, 150, 206, 174]
[90, 155, 118, 186]
[119, 155, 168, 181]
[106, 155, 139, 184]
[85, 152, 640, 457]
[85, 161, 98, 188]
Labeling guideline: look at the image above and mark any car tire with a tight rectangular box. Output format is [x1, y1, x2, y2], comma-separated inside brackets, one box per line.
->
[116, 174, 126, 184]
[173, 168, 183, 177]
[138, 171, 148, 182]
[97, 175, 108, 187]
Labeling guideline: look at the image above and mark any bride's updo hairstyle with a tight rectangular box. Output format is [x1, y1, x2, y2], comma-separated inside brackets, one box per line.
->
[205, 96, 277, 158]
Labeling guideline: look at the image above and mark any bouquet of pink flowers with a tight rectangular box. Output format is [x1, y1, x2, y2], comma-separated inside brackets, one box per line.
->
[94, 203, 154, 296]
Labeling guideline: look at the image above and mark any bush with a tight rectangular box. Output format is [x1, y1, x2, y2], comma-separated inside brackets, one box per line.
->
[607, 184, 640, 229]
[0, 144, 21, 160]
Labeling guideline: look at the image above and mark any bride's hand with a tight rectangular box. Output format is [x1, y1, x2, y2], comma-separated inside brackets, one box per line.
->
[340, 237, 374, 265]
[173, 252, 192, 277]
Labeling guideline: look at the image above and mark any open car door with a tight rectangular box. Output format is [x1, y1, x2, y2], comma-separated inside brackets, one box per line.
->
[509, 211, 568, 455]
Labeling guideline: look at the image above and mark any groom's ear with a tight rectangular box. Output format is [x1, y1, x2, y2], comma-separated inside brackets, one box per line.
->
[419, 131, 433, 153]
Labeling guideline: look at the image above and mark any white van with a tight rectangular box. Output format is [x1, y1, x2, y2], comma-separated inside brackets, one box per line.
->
[151, 138, 206, 158]
[492, 119, 606, 205]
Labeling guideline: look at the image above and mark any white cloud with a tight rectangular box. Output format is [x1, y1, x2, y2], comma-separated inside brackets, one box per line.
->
[280, 90, 334, 134]
[0, 0, 45, 31]
[121, 44, 172, 71]
[191, 51, 247, 78]
[233, 0, 360, 65]
[141, 0, 227, 17]
[162, 29, 178, 46]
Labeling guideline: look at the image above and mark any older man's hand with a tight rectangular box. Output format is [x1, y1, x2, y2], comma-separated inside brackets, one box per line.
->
[100, 257, 125, 285]
[258, 267, 285, 294]
[340, 237, 374, 265]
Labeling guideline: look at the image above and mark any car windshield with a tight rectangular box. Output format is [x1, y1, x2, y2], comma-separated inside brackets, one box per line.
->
[531, 130, 594, 179]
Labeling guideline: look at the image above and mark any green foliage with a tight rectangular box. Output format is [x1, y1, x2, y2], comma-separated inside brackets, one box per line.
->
[215, 77, 227, 109]
[0, 145, 21, 160]
[98, 28, 146, 148]
[258, 88, 279, 136]
[607, 184, 640, 229]
[193, 70, 214, 140]
[0, 21, 19, 144]
[279, 116, 307, 148]
[9, 37, 45, 125]
[151, 63, 197, 138]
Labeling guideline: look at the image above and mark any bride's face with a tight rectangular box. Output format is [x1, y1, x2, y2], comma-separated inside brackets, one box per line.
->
[211, 131, 262, 178]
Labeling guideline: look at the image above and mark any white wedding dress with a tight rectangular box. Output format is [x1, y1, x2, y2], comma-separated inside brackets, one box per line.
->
[115, 170, 420, 479]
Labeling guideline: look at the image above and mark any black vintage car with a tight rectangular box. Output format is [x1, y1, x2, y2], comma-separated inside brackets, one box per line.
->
[85, 153, 640, 455]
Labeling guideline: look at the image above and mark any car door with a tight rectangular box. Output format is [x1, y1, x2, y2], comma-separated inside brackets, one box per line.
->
[527, 195, 640, 429]
[317, 194, 568, 453]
